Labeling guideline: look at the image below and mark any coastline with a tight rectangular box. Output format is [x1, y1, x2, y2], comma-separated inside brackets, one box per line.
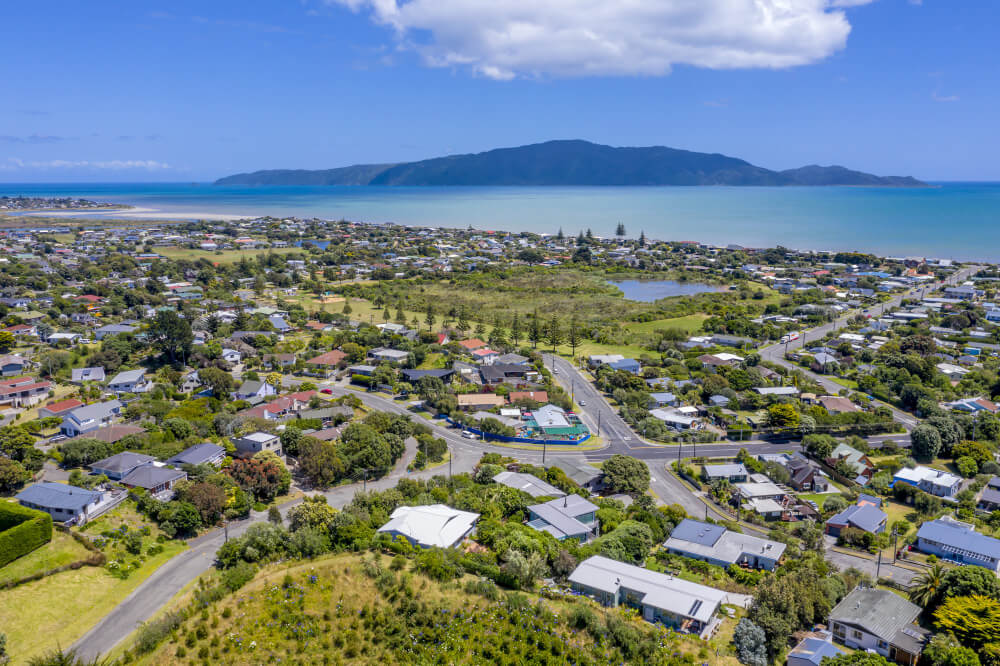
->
[2, 182, 999, 261]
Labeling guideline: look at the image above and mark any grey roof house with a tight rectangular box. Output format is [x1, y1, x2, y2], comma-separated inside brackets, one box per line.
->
[107, 368, 150, 394]
[166, 442, 226, 467]
[16, 482, 105, 525]
[493, 471, 566, 498]
[828, 588, 928, 665]
[568, 555, 726, 637]
[71, 366, 105, 384]
[61, 399, 122, 437]
[89, 452, 155, 480]
[120, 464, 187, 496]
[526, 494, 599, 542]
[915, 517, 1000, 573]
[664, 519, 786, 571]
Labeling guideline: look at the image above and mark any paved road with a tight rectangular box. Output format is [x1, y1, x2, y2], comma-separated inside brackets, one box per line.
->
[759, 265, 980, 430]
[823, 537, 918, 586]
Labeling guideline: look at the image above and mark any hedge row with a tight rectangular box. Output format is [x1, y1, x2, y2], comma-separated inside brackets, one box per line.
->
[0, 502, 53, 568]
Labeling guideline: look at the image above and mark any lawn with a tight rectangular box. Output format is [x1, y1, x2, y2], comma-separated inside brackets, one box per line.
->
[0, 539, 186, 663]
[624, 314, 710, 336]
[0, 530, 93, 586]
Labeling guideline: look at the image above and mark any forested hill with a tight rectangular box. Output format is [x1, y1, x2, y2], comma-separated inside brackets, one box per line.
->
[215, 140, 926, 187]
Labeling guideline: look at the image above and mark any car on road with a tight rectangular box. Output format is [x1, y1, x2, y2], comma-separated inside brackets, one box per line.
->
[579, 400, 586, 406]
[461, 430, 479, 440]
[47, 434, 67, 444]
[552, 368, 559, 374]
[320, 388, 333, 394]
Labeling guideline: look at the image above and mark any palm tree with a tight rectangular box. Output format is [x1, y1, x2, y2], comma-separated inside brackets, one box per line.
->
[909, 563, 946, 608]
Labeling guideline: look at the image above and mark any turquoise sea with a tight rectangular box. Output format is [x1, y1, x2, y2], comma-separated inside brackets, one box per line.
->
[3, 182, 1000, 260]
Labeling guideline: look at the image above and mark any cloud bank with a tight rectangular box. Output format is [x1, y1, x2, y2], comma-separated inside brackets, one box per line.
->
[329, 0, 875, 79]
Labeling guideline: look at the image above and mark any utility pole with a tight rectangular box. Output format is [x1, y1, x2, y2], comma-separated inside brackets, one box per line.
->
[542, 437, 547, 465]
[875, 550, 882, 579]
[892, 528, 899, 564]
[224, 518, 229, 543]
[363, 469, 368, 492]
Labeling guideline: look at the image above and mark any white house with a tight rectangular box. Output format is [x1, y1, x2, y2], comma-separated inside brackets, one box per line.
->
[61, 400, 122, 437]
[107, 368, 151, 394]
[376, 504, 479, 548]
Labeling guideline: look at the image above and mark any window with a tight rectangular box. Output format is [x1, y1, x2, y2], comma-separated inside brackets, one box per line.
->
[878, 640, 888, 650]
[852, 630, 863, 640]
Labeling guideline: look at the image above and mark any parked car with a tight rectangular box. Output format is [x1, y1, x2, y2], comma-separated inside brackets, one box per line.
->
[320, 388, 333, 394]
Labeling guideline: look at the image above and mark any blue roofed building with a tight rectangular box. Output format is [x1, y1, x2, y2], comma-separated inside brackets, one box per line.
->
[916, 517, 1000, 573]
[16, 482, 106, 525]
[787, 637, 845, 666]
[607, 358, 641, 375]
[825, 502, 888, 537]
[664, 518, 786, 570]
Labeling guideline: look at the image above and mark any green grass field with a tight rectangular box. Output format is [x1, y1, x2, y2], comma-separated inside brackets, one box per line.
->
[0, 539, 186, 663]
[623, 314, 709, 336]
[155, 246, 303, 264]
[0, 531, 93, 586]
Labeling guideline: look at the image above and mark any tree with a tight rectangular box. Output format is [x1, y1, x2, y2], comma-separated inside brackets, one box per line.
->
[615, 222, 625, 237]
[910, 563, 947, 608]
[803, 433, 836, 459]
[912, 424, 943, 460]
[297, 437, 347, 489]
[566, 316, 582, 356]
[287, 496, 337, 532]
[180, 482, 226, 524]
[0, 457, 29, 493]
[938, 566, 1000, 603]
[602, 455, 650, 494]
[923, 633, 982, 666]
[226, 454, 290, 502]
[61, 437, 113, 468]
[766, 403, 800, 429]
[0, 331, 15, 352]
[733, 618, 767, 666]
[200, 367, 235, 398]
[147, 309, 194, 365]
[545, 315, 563, 352]
[934, 595, 1000, 650]
[528, 310, 542, 349]
[424, 304, 436, 330]
[265, 372, 283, 392]
[509, 312, 522, 347]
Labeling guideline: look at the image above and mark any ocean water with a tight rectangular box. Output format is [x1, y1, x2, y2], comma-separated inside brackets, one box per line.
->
[3, 182, 1000, 260]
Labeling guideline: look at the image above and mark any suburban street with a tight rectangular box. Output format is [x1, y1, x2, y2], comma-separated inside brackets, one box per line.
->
[71, 267, 981, 659]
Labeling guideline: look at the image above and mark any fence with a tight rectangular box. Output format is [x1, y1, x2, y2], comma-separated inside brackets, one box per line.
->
[442, 416, 591, 446]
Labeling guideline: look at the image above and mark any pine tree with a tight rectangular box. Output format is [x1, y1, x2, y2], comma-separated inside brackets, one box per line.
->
[382, 307, 391, 322]
[546, 315, 563, 352]
[424, 304, 436, 330]
[457, 306, 470, 333]
[639, 230, 646, 247]
[528, 310, 542, 349]
[510, 312, 522, 346]
[556, 227, 565, 241]
[577, 230, 586, 246]
[395, 303, 406, 325]
[615, 222, 625, 237]
[566, 316, 582, 356]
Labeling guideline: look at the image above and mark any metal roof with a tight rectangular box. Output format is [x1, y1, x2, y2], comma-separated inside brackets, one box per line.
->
[827, 503, 887, 533]
[90, 451, 154, 474]
[917, 518, 1000, 559]
[527, 495, 598, 539]
[828, 588, 921, 642]
[16, 482, 101, 512]
[668, 519, 725, 546]
[788, 638, 844, 665]
[568, 555, 725, 624]
[166, 442, 225, 466]
[493, 471, 565, 498]
[376, 504, 479, 548]
[121, 465, 186, 489]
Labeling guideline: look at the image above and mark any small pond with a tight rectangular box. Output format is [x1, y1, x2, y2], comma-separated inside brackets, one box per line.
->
[608, 279, 727, 302]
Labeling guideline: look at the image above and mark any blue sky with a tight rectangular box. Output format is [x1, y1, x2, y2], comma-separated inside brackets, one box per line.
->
[1, 0, 995, 182]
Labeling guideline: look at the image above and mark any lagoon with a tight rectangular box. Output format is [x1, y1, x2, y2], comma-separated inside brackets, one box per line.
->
[608, 279, 726, 302]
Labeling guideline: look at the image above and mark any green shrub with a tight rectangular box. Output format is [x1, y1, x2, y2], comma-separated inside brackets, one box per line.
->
[0, 503, 53, 568]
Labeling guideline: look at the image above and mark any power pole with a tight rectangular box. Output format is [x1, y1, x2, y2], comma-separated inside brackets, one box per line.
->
[875, 550, 882, 579]
[542, 436, 547, 465]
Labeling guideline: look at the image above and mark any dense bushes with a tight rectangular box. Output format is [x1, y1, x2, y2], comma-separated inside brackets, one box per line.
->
[0, 503, 53, 568]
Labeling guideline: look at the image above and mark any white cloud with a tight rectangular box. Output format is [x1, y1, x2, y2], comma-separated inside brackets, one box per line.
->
[1, 158, 172, 170]
[327, 0, 876, 79]
[932, 92, 958, 103]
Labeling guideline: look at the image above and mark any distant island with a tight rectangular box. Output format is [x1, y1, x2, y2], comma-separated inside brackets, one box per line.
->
[216, 139, 927, 188]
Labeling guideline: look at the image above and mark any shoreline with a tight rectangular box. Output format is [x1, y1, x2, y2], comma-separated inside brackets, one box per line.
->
[1, 185, 997, 261]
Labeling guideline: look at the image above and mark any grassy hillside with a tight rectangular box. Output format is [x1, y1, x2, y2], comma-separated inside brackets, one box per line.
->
[132, 552, 739, 666]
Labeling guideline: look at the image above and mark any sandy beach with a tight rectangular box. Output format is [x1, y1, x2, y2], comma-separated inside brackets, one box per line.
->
[22, 207, 252, 221]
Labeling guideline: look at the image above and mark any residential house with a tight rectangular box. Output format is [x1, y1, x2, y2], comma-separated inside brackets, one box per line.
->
[828, 588, 928, 665]
[457, 338, 487, 352]
[526, 494, 600, 542]
[607, 358, 641, 375]
[89, 452, 156, 480]
[650, 408, 702, 431]
[376, 504, 479, 549]
[979, 477, 1000, 511]
[549, 457, 605, 492]
[698, 353, 743, 371]
[456, 393, 506, 410]
[261, 353, 297, 370]
[568, 555, 726, 636]
[94, 323, 136, 340]
[37, 398, 84, 418]
[61, 399, 122, 437]
[120, 465, 187, 496]
[734, 482, 787, 519]
[701, 463, 748, 484]
[648, 392, 678, 408]
[71, 367, 105, 384]
[64, 424, 143, 445]
[400, 368, 455, 384]
[369, 348, 409, 364]
[786, 458, 829, 492]
[232, 379, 277, 401]
[0, 377, 52, 407]
[107, 368, 151, 394]
[915, 517, 1000, 572]
[15, 482, 106, 525]
[664, 519, 786, 571]
[936, 362, 970, 381]
[493, 471, 566, 498]
[818, 396, 860, 414]
[233, 431, 282, 456]
[826, 443, 876, 482]
[826, 499, 888, 537]
[892, 466, 963, 498]
[304, 349, 347, 378]
[507, 390, 548, 404]
[0, 354, 28, 376]
[221, 348, 242, 364]
[165, 442, 226, 467]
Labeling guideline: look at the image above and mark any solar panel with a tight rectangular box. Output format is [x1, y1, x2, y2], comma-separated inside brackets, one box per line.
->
[689, 600, 703, 617]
